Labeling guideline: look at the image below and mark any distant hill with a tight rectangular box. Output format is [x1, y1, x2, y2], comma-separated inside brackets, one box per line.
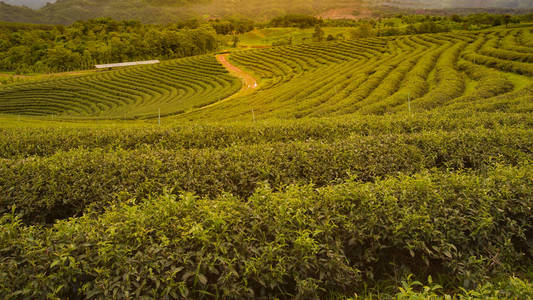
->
[1, 0, 53, 9]
[0, 2, 44, 23]
[0, 0, 368, 24]
[380, 0, 533, 9]
[0, 0, 531, 24]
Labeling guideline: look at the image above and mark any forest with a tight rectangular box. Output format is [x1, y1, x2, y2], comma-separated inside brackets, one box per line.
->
[0, 18, 220, 73]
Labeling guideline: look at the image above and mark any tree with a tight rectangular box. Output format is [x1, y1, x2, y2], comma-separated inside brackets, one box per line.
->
[312, 24, 324, 42]
[503, 15, 512, 28]
[350, 23, 373, 40]
[232, 34, 239, 48]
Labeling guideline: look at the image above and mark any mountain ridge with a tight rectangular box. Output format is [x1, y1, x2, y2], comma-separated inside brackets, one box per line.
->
[1, 0, 532, 24]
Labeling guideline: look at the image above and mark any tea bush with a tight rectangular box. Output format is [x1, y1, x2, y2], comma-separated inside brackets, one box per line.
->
[1, 164, 532, 298]
[0, 112, 531, 159]
[2, 128, 532, 224]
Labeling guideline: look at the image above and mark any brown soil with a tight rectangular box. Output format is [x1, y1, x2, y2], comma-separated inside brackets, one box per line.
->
[211, 53, 258, 103]
[317, 6, 373, 20]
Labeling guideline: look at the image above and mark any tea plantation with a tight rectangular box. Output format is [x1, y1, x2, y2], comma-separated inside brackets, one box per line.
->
[1, 25, 533, 299]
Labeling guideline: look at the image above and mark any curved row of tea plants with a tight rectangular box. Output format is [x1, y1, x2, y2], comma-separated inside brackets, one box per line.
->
[0, 55, 241, 118]
[0, 26, 531, 120]
[183, 26, 533, 121]
[0, 111, 532, 159]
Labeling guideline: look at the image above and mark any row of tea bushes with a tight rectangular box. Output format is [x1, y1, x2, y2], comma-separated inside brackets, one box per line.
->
[0, 112, 532, 158]
[1, 164, 532, 299]
[1, 127, 532, 224]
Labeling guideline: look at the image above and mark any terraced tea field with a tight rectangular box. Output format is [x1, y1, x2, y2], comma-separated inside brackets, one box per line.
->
[0, 26, 532, 119]
[1, 26, 533, 120]
[0, 55, 241, 118]
[1, 25, 533, 299]
[187, 26, 533, 120]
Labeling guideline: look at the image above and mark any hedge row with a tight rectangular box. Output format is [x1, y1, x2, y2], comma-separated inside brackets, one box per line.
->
[1, 112, 532, 158]
[452, 59, 514, 105]
[1, 164, 532, 299]
[463, 52, 533, 76]
[1, 127, 532, 224]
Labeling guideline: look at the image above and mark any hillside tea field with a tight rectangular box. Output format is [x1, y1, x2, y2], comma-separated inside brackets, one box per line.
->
[1, 24, 533, 298]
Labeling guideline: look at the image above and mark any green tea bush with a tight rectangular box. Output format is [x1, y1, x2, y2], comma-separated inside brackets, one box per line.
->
[392, 276, 533, 299]
[452, 59, 514, 104]
[1, 164, 532, 299]
[2, 112, 532, 159]
[1, 128, 532, 224]
[413, 42, 466, 110]
[463, 52, 533, 76]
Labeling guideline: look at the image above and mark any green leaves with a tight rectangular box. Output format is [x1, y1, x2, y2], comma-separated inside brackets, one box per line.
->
[2, 127, 532, 224]
[1, 164, 532, 298]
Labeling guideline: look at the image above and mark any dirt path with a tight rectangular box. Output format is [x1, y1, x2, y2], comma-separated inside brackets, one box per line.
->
[183, 54, 257, 114]
[217, 53, 257, 92]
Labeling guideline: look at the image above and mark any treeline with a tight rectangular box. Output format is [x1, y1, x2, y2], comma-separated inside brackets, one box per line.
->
[0, 18, 220, 74]
[209, 18, 255, 35]
[269, 14, 323, 28]
[338, 13, 530, 39]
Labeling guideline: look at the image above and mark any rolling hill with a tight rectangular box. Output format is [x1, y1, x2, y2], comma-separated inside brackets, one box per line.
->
[1, 0, 53, 9]
[1, 25, 531, 120]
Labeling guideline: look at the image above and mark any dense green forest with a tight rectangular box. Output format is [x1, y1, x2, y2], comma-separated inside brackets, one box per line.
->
[0, 19, 220, 73]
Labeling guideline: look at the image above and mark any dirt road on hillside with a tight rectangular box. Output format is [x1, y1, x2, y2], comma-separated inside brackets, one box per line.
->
[170, 53, 259, 117]
[215, 53, 258, 99]
[188, 54, 258, 112]
[216, 54, 257, 93]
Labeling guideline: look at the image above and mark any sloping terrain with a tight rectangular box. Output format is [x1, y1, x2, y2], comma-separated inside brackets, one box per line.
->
[0, 0, 368, 24]
[0, 55, 240, 118]
[1, 25, 532, 119]
[2, 0, 532, 24]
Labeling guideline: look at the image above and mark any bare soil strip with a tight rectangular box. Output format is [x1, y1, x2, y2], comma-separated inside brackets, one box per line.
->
[200, 54, 258, 107]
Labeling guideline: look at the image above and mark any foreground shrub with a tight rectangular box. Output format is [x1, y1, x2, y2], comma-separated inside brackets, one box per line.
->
[390, 275, 533, 299]
[1, 128, 532, 224]
[1, 164, 532, 298]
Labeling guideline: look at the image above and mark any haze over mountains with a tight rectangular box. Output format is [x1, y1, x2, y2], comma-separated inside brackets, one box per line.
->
[0, 0, 532, 24]
[383, 0, 533, 9]
[2, 0, 53, 9]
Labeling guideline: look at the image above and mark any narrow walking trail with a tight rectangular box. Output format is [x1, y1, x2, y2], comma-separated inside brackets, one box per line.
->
[216, 53, 258, 95]
[166, 53, 259, 119]
[187, 54, 258, 113]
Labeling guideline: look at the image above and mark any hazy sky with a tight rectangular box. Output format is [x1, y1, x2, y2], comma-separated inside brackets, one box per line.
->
[2, 0, 55, 9]
[3, 0, 532, 10]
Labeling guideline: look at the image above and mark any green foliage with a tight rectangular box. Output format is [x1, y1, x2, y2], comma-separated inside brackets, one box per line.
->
[269, 14, 323, 29]
[1, 23, 532, 119]
[312, 24, 325, 42]
[0, 18, 221, 73]
[1, 127, 532, 224]
[0, 15, 533, 299]
[0, 55, 240, 117]
[0, 111, 532, 158]
[209, 18, 255, 35]
[393, 275, 533, 299]
[1, 164, 532, 298]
